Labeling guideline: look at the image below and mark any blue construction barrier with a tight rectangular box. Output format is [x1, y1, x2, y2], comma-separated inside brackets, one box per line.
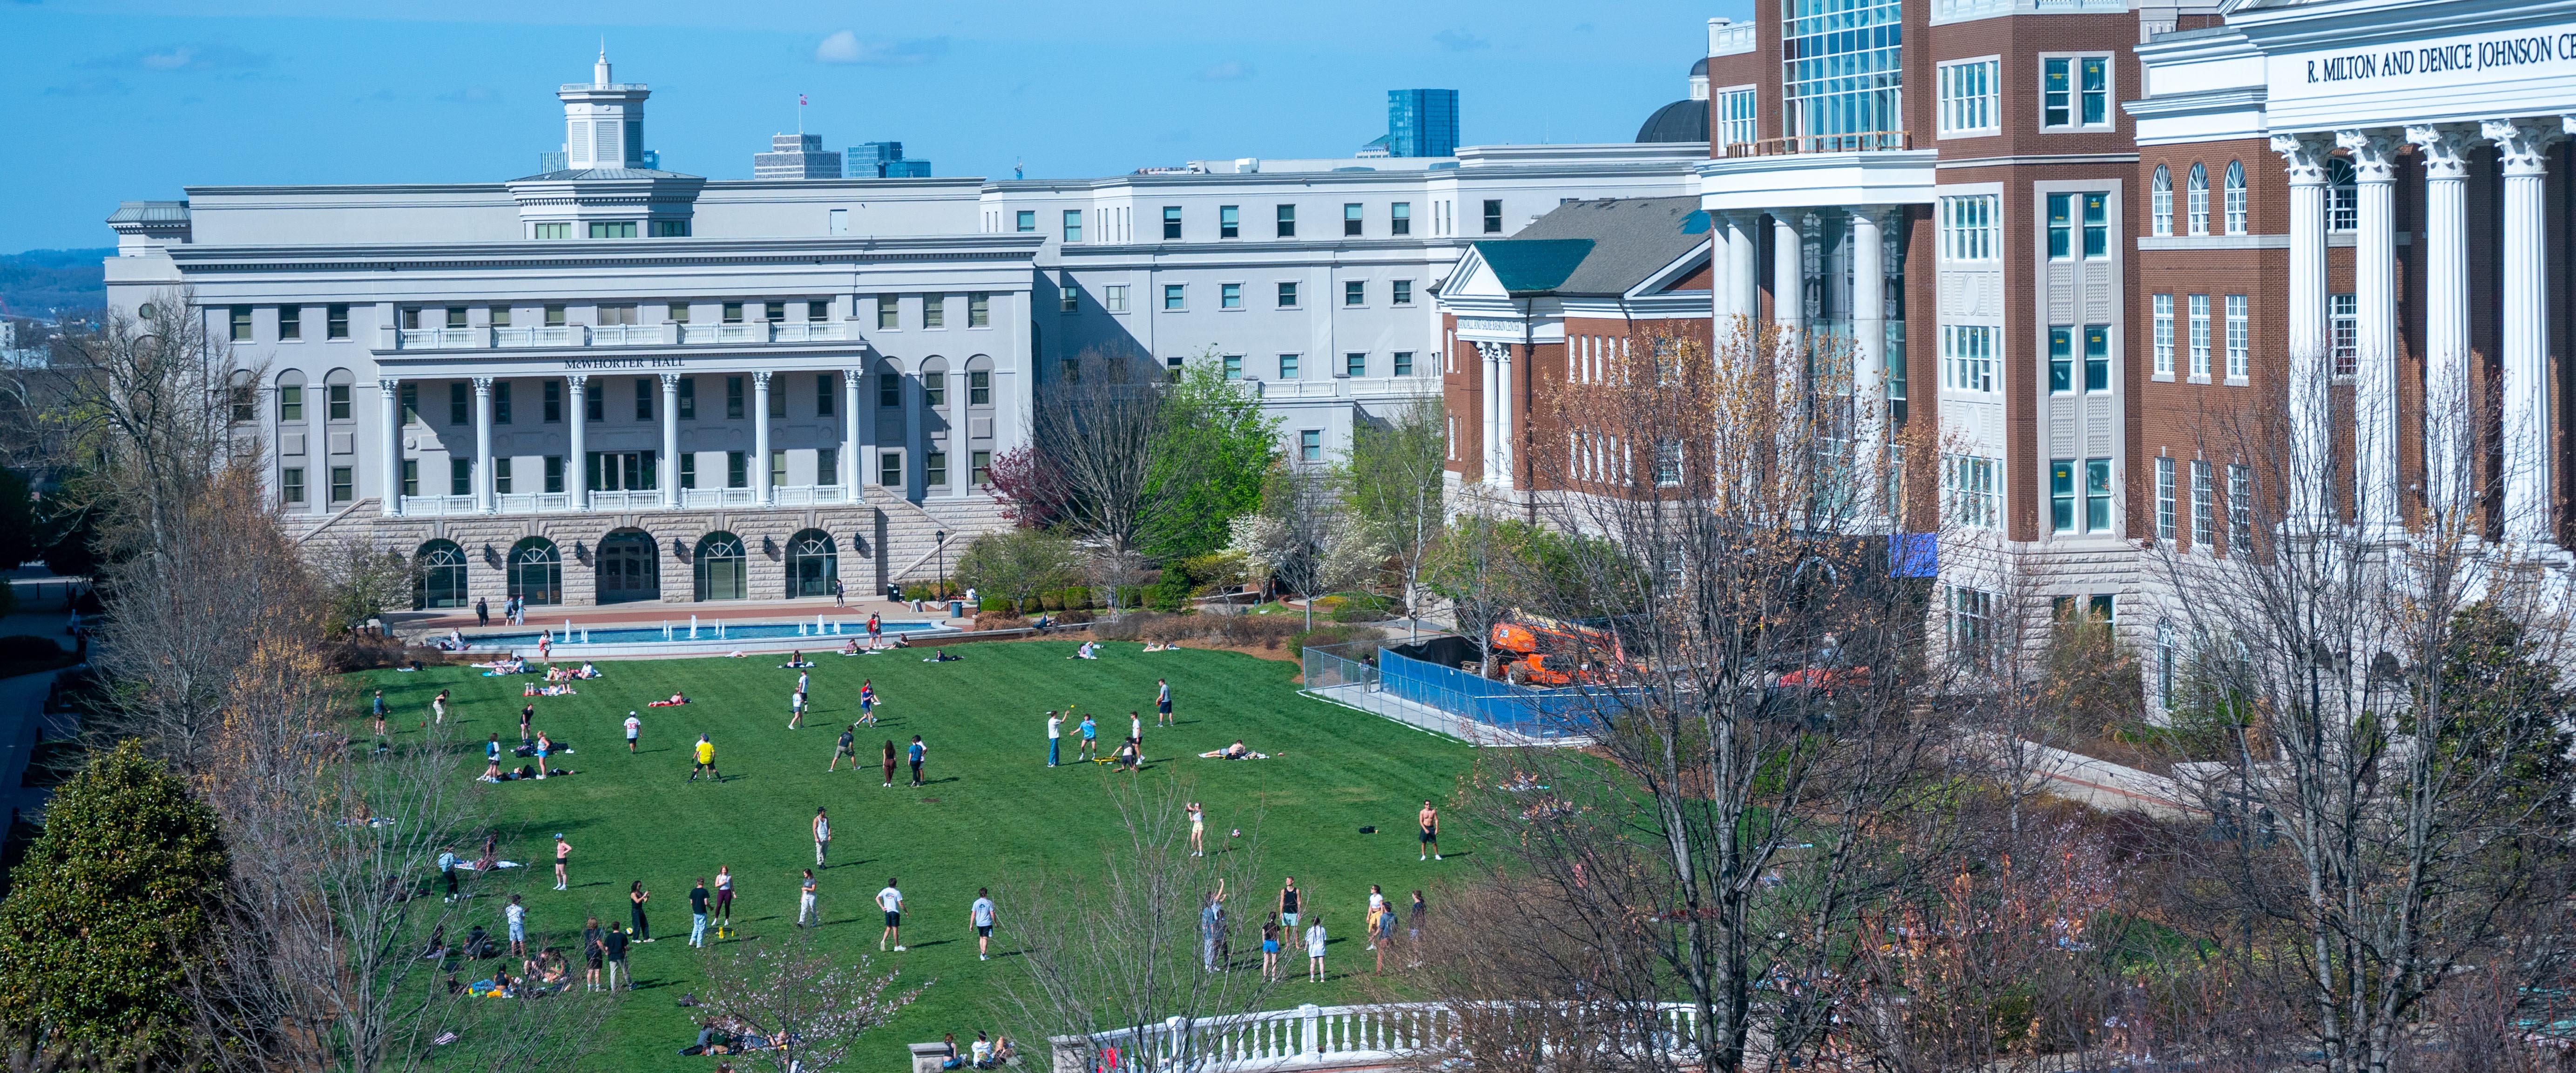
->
[1373, 647, 1606, 740]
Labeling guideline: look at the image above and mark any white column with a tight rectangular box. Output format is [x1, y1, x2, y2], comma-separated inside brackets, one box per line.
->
[378, 378, 402, 516]
[2407, 124, 2477, 525]
[1479, 343, 1501, 486]
[2272, 133, 2333, 528]
[659, 372, 682, 509]
[1495, 344, 1516, 490]
[1724, 211, 1760, 357]
[565, 375, 588, 508]
[2338, 129, 2402, 535]
[752, 371, 773, 505]
[1851, 208, 1888, 519]
[1771, 213, 1805, 336]
[2485, 118, 2564, 545]
[471, 377, 494, 513]
[842, 368, 864, 500]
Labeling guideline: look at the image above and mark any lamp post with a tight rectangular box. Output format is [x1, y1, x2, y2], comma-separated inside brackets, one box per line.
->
[933, 529, 948, 605]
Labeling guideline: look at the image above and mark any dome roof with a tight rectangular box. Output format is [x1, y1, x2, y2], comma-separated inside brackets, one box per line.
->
[1690, 56, 1709, 77]
[1635, 99, 1710, 143]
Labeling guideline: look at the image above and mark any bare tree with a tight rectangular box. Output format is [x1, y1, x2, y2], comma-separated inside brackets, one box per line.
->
[991, 778, 1277, 1073]
[1340, 394, 1447, 638]
[1231, 466, 1382, 630]
[2148, 370, 2576, 1073]
[1030, 349, 1168, 560]
[698, 929, 920, 1073]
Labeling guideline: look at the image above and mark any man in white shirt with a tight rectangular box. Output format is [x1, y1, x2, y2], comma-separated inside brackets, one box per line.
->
[505, 895, 527, 957]
[878, 879, 906, 951]
[1045, 711, 1062, 768]
[812, 807, 831, 866]
[623, 712, 641, 753]
[970, 888, 998, 960]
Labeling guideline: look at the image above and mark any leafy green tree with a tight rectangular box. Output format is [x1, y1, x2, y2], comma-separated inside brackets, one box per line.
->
[2422, 601, 2576, 821]
[953, 527, 1083, 614]
[1140, 362, 1277, 563]
[1339, 395, 1447, 634]
[0, 738, 228, 1060]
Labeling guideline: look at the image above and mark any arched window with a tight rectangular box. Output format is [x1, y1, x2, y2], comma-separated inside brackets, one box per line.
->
[2326, 156, 2357, 231]
[595, 527, 659, 604]
[2185, 162, 2209, 236]
[786, 529, 838, 598]
[2150, 165, 2172, 237]
[694, 531, 746, 601]
[415, 539, 468, 609]
[2222, 160, 2247, 236]
[508, 537, 561, 606]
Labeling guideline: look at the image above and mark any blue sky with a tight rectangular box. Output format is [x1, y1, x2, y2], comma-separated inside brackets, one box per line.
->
[0, 0, 1744, 254]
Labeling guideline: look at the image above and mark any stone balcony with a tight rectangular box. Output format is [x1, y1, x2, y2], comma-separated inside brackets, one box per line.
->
[384, 320, 857, 351]
[399, 484, 855, 516]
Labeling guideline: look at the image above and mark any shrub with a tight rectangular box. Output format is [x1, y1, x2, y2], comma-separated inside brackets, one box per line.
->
[1039, 593, 1064, 612]
[0, 635, 63, 663]
[972, 614, 1030, 633]
[1090, 613, 1163, 642]
[1146, 567, 1194, 611]
[1057, 609, 1096, 626]
[1220, 615, 1305, 651]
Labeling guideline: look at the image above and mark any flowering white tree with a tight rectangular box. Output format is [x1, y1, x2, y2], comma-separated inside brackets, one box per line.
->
[699, 930, 920, 1073]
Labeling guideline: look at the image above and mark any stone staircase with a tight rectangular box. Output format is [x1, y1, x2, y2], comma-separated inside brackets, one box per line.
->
[871, 496, 1013, 588]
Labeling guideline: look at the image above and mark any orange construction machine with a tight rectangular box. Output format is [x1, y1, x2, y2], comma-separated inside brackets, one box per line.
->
[1490, 615, 1627, 687]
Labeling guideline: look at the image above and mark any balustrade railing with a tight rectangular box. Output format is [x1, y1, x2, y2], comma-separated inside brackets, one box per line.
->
[399, 494, 481, 516]
[1055, 1002, 1700, 1073]
[586, 489, 662, 510]
[1722, 130, 1912, 157]
[389, 320, 854, 351]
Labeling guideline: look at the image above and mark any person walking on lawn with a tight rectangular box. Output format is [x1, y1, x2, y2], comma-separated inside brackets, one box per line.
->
[1157, 678, 1173, 726]
[602, 922, 630, 991]
[877, 879, 906, 951]
[788, 688, 808, 730]
[689, 878, 711, 947]
[812, 807, 832, 866]
[970, 888, 998, 960]
[798, 869, 820, 928]
[624, 710, 641, 752]
[908, 736, 926, 787]
[713, 866, 735, 937]
[881, 739, 898, 787]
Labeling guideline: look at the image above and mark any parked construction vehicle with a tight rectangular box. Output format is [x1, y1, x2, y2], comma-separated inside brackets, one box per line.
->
[1490, 615, 1627, 687]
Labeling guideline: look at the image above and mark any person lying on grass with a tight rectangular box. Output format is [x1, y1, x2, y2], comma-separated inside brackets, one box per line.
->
[1199, 740, 1271, 760]
[647, 694, 690, 707]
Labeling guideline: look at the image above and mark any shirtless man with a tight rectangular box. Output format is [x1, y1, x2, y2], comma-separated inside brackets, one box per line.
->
[1418, 800, 1441, 861]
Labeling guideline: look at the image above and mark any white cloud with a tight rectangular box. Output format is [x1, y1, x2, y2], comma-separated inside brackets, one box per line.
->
[815, 31, 949, 66]
[1432, 29, 1490, 52]
[1198, 61, 1252, 81]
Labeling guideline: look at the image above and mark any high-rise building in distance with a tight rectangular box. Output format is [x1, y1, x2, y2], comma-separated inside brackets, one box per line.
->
[753, 134, 841, 180]
[848, 142, 933, 178]
[1386, 89, 1460, 158]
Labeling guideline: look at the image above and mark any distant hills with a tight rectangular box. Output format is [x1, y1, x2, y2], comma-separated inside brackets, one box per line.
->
[0, 249, 111, 320]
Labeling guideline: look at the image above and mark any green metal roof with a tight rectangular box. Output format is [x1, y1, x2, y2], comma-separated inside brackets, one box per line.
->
[1474, 239, 1595, 295]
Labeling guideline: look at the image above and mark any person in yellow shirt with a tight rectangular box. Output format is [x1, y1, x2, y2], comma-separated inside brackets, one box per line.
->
[690, 735, 719, 782]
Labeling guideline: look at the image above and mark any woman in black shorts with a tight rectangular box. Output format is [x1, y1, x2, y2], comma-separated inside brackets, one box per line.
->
[629, 880, 653, 942]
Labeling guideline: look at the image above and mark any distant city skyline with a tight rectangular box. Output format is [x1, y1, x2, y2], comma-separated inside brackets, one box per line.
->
[0, 0, 1735, 252]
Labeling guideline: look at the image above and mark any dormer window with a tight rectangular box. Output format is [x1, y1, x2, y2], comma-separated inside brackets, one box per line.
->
[532, 223, 571, 240]
[587, 221, 638, 238]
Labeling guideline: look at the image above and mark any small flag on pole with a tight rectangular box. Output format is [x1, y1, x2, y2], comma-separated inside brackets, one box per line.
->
[799, 94, 808, 106]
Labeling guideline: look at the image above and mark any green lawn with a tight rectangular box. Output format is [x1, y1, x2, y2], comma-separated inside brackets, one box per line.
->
[358, 639, 1478, 1072]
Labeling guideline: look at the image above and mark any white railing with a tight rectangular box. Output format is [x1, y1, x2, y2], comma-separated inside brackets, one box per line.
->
[399, 494, 481, 516]
[397, 327, 485, 350]
[1247, 377, 1437, 402]
[678, 324, 721, 344]
[716, 323, 770, 344]
[772, 321, 848, 343]
[1931, 0, 2128, 21]
[1710, 18, 1758, 55]
[590, 323, 665, 346]
[681, 487, 763, 508]
[494, 492, 578, 513]
[586, 489, 663, 510]
[771, 484, 852, 506]
[1056, 1002, 1700, 1073]
[494, 325, 584, 348]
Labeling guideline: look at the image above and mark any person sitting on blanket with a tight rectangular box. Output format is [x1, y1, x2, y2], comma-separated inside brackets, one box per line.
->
[1068, 641, 1099, 660]
[782, 651, 813, 668]
[576, 662, 601, 678]
[841, 637, 861, 655]
[648, 694, 690, 707]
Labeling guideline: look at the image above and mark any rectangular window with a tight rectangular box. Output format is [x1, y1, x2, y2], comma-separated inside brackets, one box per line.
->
[1299, 430, 1322, 463]
[2085, 458, 2112, 532]
[817, 374, 836, 416]
[879, 372, 901, 408]
[542, 380, 562, 423]
[2329, 292, 2357, 378]
[327, 304, 349, 339]
[726, 376, 746, 419]
[1391, 202, 1411, 235]
[1060, 285, 1080, 314]
[2050, 459, 2077, 533]
[1939, 195, 1998, 261]
[1163, 206, 1183, 239]
[230, 306, 253, 342]
[1278, 353, 1299, 380]
[492, 305, 513, 328]
[650, 220, 690, 237]
[635, 377, 653, 421]
[2152, 295, 2175, 376]
[1104, 285, 1128, 312]
[1391, 279, 1413, 305]
[923, 294, 945, 329]
[2225, 295, 2250, 380]
[1938, 59, 1998, 135]
[532, 222, 570, 240]
[768, 378, 788, 418]
[586, 221, 637, 238]
[2084, 324, 2110, 391]
[277, 306, 301, 341]
[449, 459, 470, 496]
[2046, 193, 2072, 259]
[877, 295, 899, 330]
[1346, 352, 1367, 378]
[2188, 295, 2211, 379]
[923, 371, 946, 408]
[970, 449, 991, 486]
[492, 382, 514, 424]
[282, 467, 306, 505]
[329, 466, 353, 504]
[328, 383, 352, 420]
[1061, 210, 1082, 243]
[726, 451, 747, 489]
[2043, 57, 2072, 127]
[401, 459, 418, 497]
[1948, 586, 1996, 664]
[1393, 351, 1414, 376]
[1344, 202, 1364, 236]
[1220, 283, 1242, 310]
[1716, 86, 1758, 149]
[585, 383, 603, 421]
[491, 458, 512, 495]
[806, 299, 829, 322]
[771, 450, 788, 489]
[1222, 354, 1243, 380]
[969, 369, 990, 405]
[2049, 327, 2074, 393]
[969, 292, 990, 327]
[398, 383, 418, 425]
[1344, 280, 1365, 306]
[2082, 192, 2108, 258]
[669, 453, 692, 489]
[1015, 209, 1035, 233]
[1942, 324, 1996, 392]
[1164, 284, 1186, 310]
[2191, 460, 2214, 549]
[1945, 453, 1999, 530]
[535, 455, 558, 493]
[671, 378, 691, 421]
[2227, 464, 2252, 553]
[926, 451, 948, 487]
[1277, 282, 1298, 308]
[445, 383, 464, 425]
[1275, 204, 1296, 237]
[445, 306, 468, 330]
[2043, 56, 2109, 128]
[1481, 199, 1503, 233]
[2155, 456, 2176, 540]
[2082, 56, 2109, 124]
[874, 451, 904, 487]
[818, 447, 839, 485]
[722, 302, 744, 324]
[545, 304, 567, 327]
[1219, 204, 1239, 238]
